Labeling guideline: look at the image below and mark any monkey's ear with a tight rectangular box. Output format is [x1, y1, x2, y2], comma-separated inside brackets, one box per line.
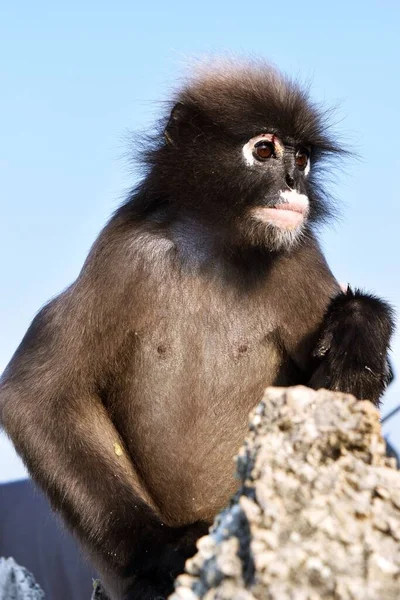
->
[164, 102, 195, 147]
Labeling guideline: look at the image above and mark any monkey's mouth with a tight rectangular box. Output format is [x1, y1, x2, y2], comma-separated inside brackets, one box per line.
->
[250, 190, 309, 231]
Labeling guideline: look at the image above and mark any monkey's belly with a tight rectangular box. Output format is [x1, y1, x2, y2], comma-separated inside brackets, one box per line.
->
[116, 327, 295, 525]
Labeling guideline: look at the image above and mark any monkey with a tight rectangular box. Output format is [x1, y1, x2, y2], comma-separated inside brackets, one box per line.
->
[0, 60, 394, 600]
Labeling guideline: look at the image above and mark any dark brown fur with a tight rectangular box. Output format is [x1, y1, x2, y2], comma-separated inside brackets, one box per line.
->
[0, 60, 394, 600]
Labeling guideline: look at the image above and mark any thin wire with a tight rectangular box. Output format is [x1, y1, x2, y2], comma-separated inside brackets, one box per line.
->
[381, 404, 400, 424]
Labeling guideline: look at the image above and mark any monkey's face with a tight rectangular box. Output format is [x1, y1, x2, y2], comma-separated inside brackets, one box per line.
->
[238, 132, 311, 251]
[169, 126, 321, 253]
[159, 120, 325, 253]
[150, 62, 342, 253]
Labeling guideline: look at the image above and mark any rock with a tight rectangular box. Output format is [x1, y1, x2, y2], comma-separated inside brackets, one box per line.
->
[91, 580, 110, 600]
[170, 387, 400, 600]
[0, 557, 45, 600]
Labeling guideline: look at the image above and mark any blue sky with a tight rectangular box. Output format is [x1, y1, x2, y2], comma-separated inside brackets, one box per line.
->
[1, 1, 399, 481]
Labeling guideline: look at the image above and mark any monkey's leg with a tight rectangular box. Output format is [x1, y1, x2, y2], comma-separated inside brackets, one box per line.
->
[0, 384, 204, 600]
[308, 287, 395, 405]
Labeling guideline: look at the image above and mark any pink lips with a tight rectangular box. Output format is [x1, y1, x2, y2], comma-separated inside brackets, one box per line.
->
[250, 192, 309, 230]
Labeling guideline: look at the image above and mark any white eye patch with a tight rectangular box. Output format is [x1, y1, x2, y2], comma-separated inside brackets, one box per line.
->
[242, 133, 284, 167]
[242, 142, 257, 167]
[242, 134, 311, 176]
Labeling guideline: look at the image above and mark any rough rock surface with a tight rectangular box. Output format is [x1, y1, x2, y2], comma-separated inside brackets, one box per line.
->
[91, 579, 108, 600]
[170, 386, 400, 600]
[0, 557, 45, 600]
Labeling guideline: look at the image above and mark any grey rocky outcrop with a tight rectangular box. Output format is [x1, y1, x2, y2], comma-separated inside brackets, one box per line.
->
[0, 557, 45, 600]
[170, 386, 400, 600]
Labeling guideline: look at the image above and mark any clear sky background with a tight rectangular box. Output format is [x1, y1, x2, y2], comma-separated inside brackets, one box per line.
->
[0, 1, 399, 482]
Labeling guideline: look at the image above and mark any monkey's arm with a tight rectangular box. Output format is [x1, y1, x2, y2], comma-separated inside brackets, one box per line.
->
[308, 288, 395, 405]
[0, 298, 192, 599]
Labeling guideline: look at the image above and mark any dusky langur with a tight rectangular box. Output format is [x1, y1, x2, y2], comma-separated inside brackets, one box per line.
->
[0, 60, 394, 600]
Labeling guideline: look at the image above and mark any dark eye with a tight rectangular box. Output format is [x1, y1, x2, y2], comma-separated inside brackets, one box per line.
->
[295, 148, 310, 171]
[253, 140, 275, 161]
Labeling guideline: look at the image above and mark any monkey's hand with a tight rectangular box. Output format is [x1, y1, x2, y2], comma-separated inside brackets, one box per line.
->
[308, 288, 395, 406]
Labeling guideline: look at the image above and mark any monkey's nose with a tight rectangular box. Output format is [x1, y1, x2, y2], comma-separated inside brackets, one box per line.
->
[285, 173, 295, 189]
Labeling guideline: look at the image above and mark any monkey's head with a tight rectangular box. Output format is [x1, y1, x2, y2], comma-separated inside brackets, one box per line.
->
[141, 60, 343, 252]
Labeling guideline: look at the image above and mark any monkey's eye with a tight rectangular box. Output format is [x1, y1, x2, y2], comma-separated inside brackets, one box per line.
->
[253, 141, 275, 161]
[295, 148, 310, 171]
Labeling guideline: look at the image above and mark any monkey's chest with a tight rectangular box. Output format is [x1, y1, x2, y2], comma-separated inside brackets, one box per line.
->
[116, 293, 316, 523]
[123, 295, 306, 453]
[133, 299, 284, 398]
